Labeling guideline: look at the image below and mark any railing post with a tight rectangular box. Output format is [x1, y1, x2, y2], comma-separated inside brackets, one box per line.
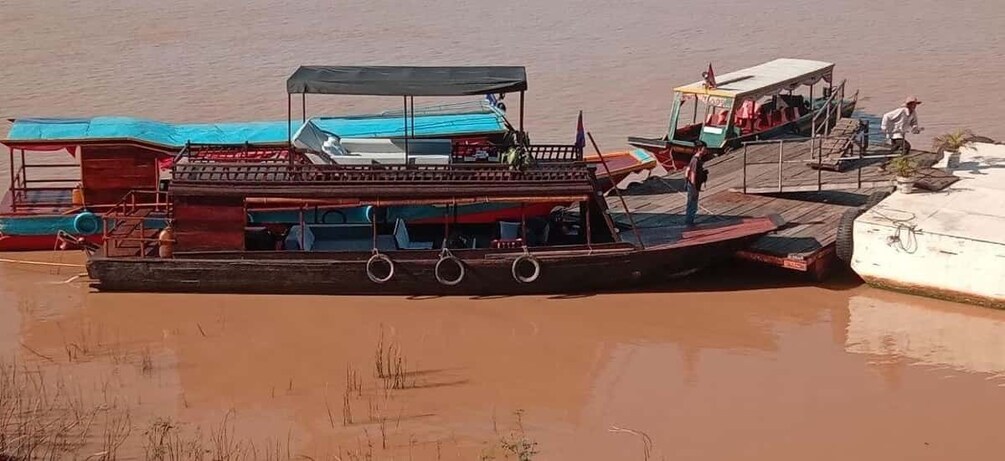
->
[139, 218, 145, 258]
[742, 144, 748, 194]
[857, 141, 863, 189]
[778, 140, 784, 193]
[817, 139, 823, 191]
[837, 82, 844, 122]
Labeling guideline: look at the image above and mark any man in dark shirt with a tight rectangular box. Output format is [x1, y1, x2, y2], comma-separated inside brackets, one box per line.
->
[684, 141, 710, 227]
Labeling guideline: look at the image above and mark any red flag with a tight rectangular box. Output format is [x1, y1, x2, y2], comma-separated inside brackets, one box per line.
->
[574, 111, 585, 150]
[703, 63, 717, 89]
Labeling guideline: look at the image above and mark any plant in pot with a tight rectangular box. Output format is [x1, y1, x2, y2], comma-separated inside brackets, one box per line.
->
[932, 128, 974, 169]
[888, 155, 918, 194]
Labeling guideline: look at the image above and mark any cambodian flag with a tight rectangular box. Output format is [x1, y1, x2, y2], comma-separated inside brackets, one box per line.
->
[703, 63, 717, 89]
[574, 110, 585, 150]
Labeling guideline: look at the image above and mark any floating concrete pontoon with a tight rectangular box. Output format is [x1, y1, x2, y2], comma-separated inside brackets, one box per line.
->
[851, 142, 1005, 308]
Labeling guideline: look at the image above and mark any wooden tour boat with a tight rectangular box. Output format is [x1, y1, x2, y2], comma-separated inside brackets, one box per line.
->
[1, 66, 654, 251]
[78, 66, 781, 295]
[629, 58, 859, 169]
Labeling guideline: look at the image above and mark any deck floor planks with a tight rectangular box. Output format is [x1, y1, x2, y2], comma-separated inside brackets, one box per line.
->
[576, 128, 924, 271]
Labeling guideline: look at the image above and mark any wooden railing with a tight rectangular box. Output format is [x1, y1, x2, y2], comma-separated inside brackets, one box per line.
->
[101, 190, 171, 258]
[7, 160, 82, 210]
[175, 142, 296, 165]
[451, 143, 583, 163]
[172, 162, 591, 185]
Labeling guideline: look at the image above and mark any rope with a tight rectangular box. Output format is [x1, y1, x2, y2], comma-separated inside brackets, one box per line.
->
[0, 258, 85, 268]
[869, 208, 921, 253]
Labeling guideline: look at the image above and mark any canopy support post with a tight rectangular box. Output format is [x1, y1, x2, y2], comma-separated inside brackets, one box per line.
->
[372, 206, 378, 250]
[443, 202, 451, 247]
[403, 96, 409, 165]
[287, 94, 292, 146]
[302, 93, 306, 124]
[19, 149, 26, 186]
[520, 202, 527, 244]
[298, 205, 305, 250]
[410, 96, 415, 138]
[7, 148, 13, 196]
[518, 91, 525, 135]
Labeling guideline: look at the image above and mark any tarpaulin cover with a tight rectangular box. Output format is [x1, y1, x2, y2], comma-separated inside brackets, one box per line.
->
[286, 66, 528, 96]
[4, 108, 507, 149]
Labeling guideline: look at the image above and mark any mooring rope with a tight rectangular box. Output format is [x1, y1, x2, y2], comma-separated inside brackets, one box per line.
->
[0, 258, 85, 269]
[870, 208, 921, 253]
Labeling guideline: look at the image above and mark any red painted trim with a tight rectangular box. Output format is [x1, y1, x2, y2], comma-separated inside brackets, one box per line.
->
[0, 234, 102, 252]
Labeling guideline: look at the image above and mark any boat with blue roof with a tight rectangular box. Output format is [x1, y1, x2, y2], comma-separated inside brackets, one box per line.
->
[1, 66, 655, 251]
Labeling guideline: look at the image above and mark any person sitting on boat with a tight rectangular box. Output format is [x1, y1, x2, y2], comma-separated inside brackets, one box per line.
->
[880, 97, 922, 155]
[684, 141, 710, 227]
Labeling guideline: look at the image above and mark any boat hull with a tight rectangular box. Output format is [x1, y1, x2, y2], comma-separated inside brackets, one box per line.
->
[85, 219, 775, 296]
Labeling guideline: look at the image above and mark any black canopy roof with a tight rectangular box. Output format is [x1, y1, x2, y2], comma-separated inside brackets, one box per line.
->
[286, 66, 528, 96]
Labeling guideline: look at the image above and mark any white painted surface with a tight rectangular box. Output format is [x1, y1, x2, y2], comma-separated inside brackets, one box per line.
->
[852, 142, 1005, 304]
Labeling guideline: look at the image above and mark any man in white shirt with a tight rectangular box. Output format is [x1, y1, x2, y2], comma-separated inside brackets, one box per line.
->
[880, 97, 922, 155]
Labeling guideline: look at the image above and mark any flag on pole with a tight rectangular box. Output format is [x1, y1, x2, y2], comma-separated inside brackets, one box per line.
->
[702, 63, 717, 89]
[574, 110, 585, 150]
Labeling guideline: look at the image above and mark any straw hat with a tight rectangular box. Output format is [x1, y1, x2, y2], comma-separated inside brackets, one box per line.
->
[905, 96, 922, 105]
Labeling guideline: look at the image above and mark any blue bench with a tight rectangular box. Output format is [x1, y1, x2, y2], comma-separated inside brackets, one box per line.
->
[285, 220, 433, 251]
[285, 224, 395, 252]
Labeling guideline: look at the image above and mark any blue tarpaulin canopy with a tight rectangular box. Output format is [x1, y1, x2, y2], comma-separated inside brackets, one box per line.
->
[3, 105, 507, 150]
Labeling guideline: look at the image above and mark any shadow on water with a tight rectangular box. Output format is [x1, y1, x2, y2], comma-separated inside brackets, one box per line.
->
[636, 259, 863, 295]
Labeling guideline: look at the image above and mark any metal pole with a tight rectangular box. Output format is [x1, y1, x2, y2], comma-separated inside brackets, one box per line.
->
[410, 96, 415, 138]
[777, 140, 784, 193]
[519, 91, 525, 134]
[372, 207, 378, 250]
[817, 140, 823, 191]
[837, 82, 844, 121]
[287, 94, 292, 145]
[299, 206, 305, 250]
[809, 84, 814, 122]
[443, 202, 451, 246]
[7, 148, 13, 196]
[520, 202, 527, 244]
[857, 142, 863, 189]
[403, 96, 409, 165]
[302, 93, 306, 123]
[20, 149, 26, 185]
[587, 132, 644, 249]
[742, 144, 748, 194]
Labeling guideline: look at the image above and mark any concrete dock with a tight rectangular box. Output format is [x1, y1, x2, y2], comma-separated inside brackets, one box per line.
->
[851, 142, 1005, 307]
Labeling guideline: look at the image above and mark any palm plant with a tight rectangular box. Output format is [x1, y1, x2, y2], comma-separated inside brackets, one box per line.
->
[932, 129, 974, 152]
[889, 155, 918, 178]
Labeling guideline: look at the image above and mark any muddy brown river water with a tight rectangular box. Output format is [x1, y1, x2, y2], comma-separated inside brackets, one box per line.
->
[2, 0, 1005, 458]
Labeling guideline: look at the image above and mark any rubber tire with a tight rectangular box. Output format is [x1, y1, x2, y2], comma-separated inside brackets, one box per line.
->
[836, 208, 863, 265]
[512, 254, 541, 284]
[366, 253, 395, 284]
[434, 256, 465, 286]
[863, 190, 891, 210]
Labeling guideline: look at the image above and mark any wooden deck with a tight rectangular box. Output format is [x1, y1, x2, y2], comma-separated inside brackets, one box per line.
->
[574, 134, 936, 277]
[585, 132, 963, 277]
[602, 178, 870, 277]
